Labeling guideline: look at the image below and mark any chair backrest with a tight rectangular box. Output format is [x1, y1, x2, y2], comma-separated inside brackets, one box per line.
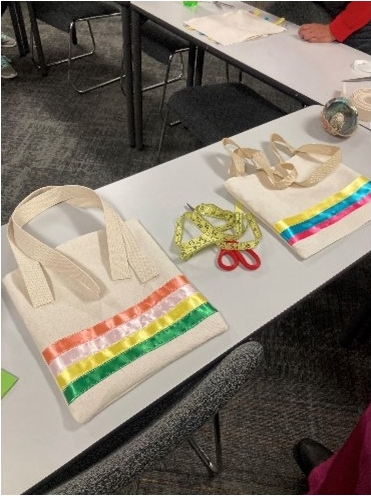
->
[141, 20, 190, 64]
[166, 83, 286, 146]
[44, 341, 263, 494]
[30, 1, 120, 32]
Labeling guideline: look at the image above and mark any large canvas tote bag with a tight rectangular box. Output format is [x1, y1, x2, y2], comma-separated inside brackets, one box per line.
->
[3, 185, 228, 423]
[223, 134, 371, 259]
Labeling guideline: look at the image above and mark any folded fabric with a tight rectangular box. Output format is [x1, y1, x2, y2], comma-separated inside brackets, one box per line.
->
[184, 9, 285, 46]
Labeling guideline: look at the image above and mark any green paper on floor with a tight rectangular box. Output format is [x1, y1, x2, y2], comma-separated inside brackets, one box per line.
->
[1, 369, 19, 399]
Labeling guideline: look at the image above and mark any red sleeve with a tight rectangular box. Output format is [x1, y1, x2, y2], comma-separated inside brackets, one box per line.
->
[329, 2, 371, 41]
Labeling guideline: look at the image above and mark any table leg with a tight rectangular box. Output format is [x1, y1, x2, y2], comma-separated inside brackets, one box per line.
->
[195, 47, 205, 86]
[187, 45, 196, 87]
[132, 10, 143, 150]
[26, 2, 48, 76]
[120, 3, 135, 148]
[8, 2, 29, 57]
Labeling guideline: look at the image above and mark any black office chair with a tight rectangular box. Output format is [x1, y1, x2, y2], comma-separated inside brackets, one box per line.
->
[157, 82, 286, 161]
[35, 341, 263, 495]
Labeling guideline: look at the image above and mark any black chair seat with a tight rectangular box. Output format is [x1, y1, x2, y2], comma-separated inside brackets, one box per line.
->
[167, 82, 286, 145]
[40, 341, 263, 495]
[341, 301, 371, 346]
[31, 1, 120, 33]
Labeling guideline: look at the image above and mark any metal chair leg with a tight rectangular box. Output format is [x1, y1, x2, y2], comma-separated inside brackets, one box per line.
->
[142, 49, 187, 93]
[225, 62, 243, 83]
[159, 54, 173, 119]
[158, 53, 183, 123]
[156, 101, 183, 163]
[188, 412, 223, 475]
[67, 20, 121, 94]
[155, 108, 169, 164]
[142, 49, 188, 121]
[30, 19, 95, 69]
[30, 14, 121, 94]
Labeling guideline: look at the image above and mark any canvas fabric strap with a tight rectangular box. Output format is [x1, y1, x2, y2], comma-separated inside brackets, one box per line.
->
[7, 185, 159, 308]
[223, 133, 341, 189]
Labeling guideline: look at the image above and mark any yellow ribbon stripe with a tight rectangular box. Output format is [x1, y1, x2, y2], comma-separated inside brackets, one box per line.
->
[274, 176, 370, 233]
[56, 293, 206, 389]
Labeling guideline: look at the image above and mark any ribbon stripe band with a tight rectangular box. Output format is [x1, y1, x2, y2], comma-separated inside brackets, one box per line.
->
[274, 176, 371, 245]
[42, 276, 218, 404]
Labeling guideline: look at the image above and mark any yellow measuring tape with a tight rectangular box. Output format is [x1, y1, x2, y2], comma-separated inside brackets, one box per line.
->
[174, 203, 262, 261]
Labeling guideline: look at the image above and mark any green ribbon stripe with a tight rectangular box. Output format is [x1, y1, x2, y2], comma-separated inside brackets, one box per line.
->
[63, 302, 217, 403]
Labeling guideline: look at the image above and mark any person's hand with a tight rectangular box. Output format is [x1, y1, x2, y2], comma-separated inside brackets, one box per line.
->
[298, 23, 336, 43]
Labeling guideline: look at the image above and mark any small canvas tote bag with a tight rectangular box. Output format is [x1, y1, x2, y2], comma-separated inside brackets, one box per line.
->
[3, 185, 228, 423]
[223, 134, 371, 259]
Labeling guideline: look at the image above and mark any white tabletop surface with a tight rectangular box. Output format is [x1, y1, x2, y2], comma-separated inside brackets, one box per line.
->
[2, 106, 371, 494]
[132, 1, 371, 108]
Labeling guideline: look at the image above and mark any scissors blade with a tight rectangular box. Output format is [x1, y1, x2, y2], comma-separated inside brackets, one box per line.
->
[342, 76, 371, 82]
[213, 1, 235, 8]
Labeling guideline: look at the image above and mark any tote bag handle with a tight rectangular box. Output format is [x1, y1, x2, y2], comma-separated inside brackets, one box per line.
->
[7, 185, 158, 307]
[222, 134, 341, 189]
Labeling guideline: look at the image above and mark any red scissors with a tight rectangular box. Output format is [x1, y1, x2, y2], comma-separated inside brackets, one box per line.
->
[217, 240, 261, 271]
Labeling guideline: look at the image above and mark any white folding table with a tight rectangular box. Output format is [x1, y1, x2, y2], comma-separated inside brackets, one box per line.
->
[2, 106, 370, 494]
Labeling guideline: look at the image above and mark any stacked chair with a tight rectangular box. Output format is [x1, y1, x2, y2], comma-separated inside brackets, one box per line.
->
[27, 1, 193, 100]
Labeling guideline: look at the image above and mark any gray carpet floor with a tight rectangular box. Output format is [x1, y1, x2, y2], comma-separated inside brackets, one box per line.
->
[1, 4, 370, 495]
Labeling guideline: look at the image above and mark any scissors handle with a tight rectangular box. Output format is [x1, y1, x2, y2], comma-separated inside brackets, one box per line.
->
[217, 242, 261, 271]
